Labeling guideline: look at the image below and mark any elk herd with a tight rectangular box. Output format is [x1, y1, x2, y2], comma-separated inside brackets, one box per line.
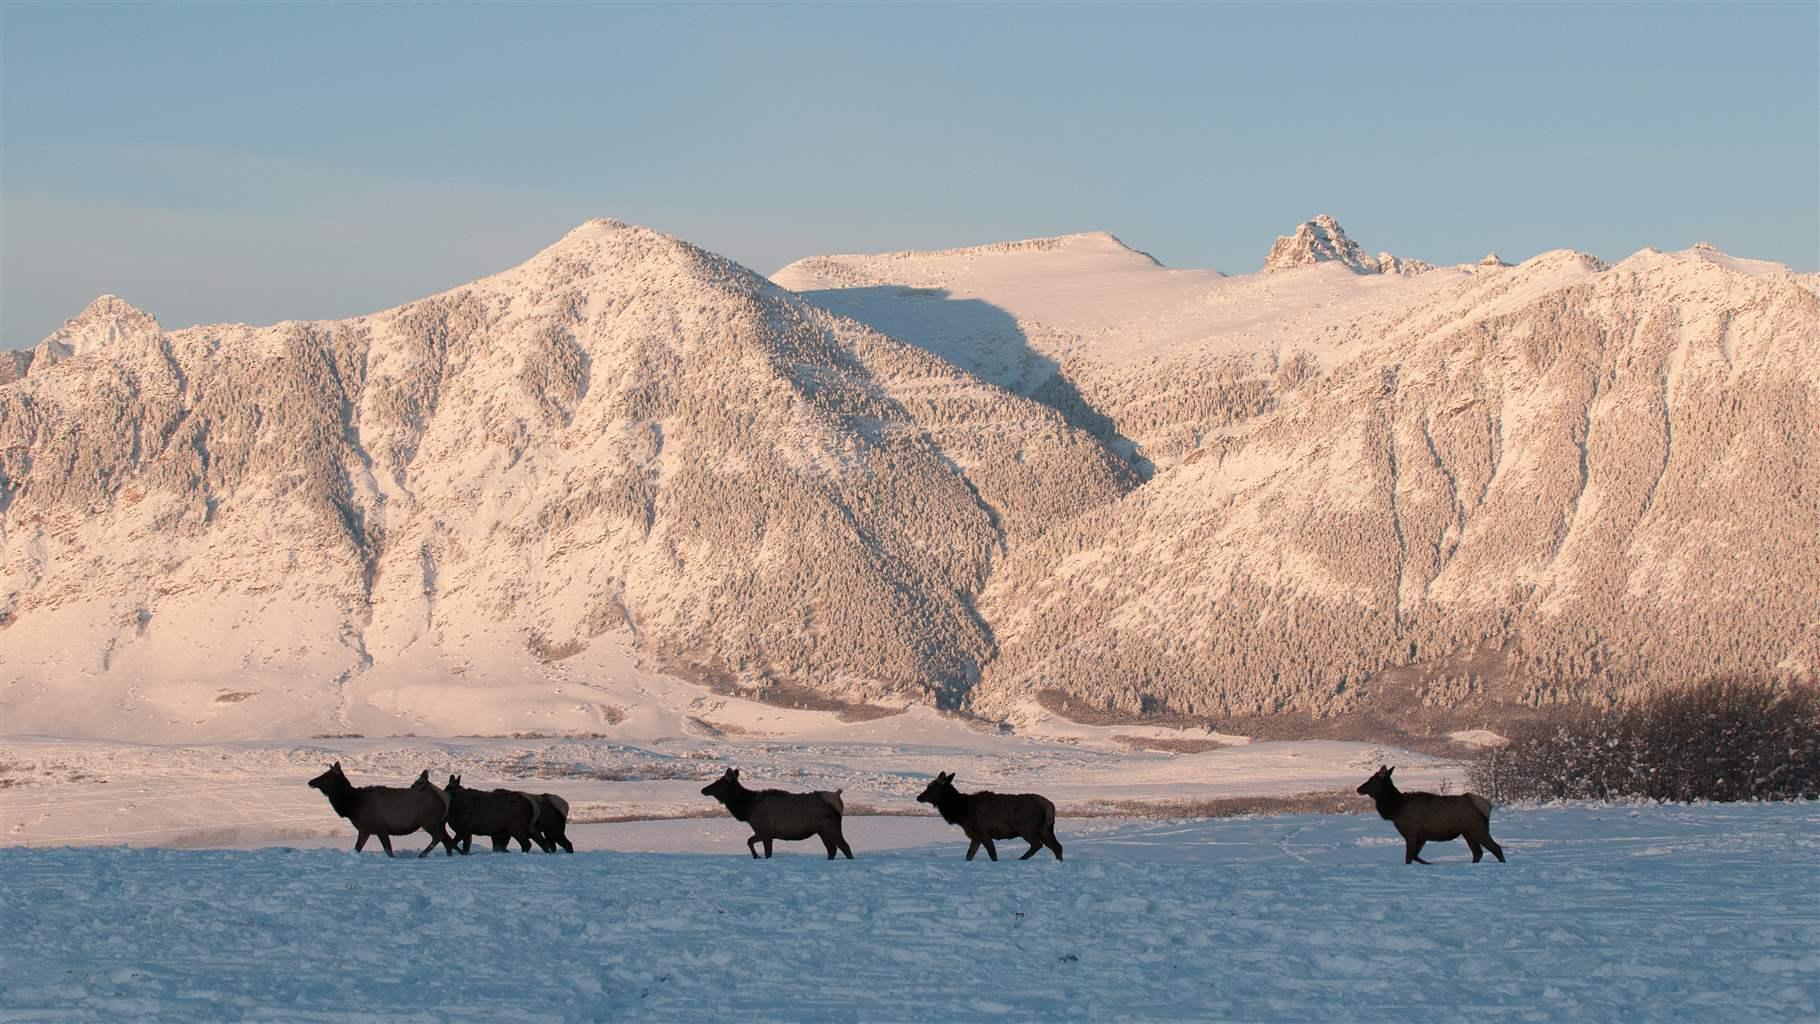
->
[308, 761, 1503, 866]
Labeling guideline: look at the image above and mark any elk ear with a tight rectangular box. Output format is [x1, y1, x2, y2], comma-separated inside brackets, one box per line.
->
[1386, 766, 1395, 776]
[730, 768, 739, 778]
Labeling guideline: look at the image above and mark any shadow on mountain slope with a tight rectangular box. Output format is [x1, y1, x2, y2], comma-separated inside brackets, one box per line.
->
[800, 285, 1141, 469]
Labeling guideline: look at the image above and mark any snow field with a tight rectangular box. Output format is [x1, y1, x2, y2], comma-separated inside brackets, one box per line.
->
[1, 803, 1814, 1022]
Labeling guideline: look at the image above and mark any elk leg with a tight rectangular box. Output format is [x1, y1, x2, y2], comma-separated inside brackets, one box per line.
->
[1466, 837, 1484, 862]
[763, 837, 775, 859]
[378, 833, 395, 858]
[491, 835, 509, 853]
[821, 833, 838, 860]
[836, 835, 853, 860]
[1020, 840, 1042, 860]
[1404, 838, 1427, 865]
[419, 833, 441, 858]
[517, 832, 533, 853]
[982, 838, 999, 862]
[1044, 831, 1064, 861]
[966, 839, 981, 861]
[1482, 836, 1505, 863]
[354, 831, 370, 853]
[747, 835, 761, 859]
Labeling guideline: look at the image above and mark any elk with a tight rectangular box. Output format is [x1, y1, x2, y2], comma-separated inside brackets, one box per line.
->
[307, 762, 456, 857]
[444, 775, 539, 854]
[525, 792, 574, 853]
[915, 772, 1062, 861]
[412, 770, 449, 811]
[1356, 765, 1505, 865]
[699, 767, 854, 859]
[415, 772, 572, 853]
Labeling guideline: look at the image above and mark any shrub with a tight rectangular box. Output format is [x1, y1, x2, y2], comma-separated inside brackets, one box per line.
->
[1469, 679, 1820, 803]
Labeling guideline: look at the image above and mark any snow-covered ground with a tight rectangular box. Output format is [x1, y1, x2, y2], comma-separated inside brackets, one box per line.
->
[1, 730, 1446, 849]
[4, 730, 1817, 1020]
[1, 802, 1814, 1022]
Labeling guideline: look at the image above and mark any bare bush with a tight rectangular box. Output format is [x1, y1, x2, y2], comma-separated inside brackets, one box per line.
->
[1468, 679, 1820, 803]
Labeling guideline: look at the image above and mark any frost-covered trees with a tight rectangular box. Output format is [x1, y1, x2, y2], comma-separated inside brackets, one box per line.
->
[1468, 679, 1820, 802]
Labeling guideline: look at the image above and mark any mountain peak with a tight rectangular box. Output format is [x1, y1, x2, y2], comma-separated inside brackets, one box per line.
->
[457, 218, 775, 307]
[1262, 215, 1423, 275]
[550, 218, 644, 248]
[27, 295, 163, 375]
[70, 293, 153, 326]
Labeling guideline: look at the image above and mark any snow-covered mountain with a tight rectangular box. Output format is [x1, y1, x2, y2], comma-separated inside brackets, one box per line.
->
[0, 220, 1131, 738]
[4, 216, 1815, 740]
[777, 219, 1820, 732]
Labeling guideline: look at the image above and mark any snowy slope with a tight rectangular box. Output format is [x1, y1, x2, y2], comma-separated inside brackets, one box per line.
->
[0, 220, 1130, 739]
[778, 218, 1820, 728]
[1, 802, 1814, 1022]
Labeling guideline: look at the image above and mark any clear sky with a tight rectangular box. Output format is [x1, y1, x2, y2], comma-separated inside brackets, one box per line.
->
[3, 2, 1816, 344]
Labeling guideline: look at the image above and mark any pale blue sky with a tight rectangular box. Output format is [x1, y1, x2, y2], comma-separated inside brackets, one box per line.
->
[4, 2, 1816, 344]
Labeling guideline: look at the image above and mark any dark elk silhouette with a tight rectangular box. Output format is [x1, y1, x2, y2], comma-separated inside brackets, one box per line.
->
[916, 772, 1062, 861]
[525, 792, 574, 853]
[411, 770, 448, 812]
[1356, 765, 1505, 865]
[307, 762, 456, 857]
[443, 775, 539, 854]
[412, 772, 573, 853]
[699, 767, 853, 859]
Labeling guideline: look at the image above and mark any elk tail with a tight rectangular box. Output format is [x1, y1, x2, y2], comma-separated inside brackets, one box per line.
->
[545, 794, 570, 820]
[1469, 794, 1493, 820]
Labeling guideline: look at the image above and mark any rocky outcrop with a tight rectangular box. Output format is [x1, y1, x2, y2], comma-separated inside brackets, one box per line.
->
[1262, 215, 1430, 275]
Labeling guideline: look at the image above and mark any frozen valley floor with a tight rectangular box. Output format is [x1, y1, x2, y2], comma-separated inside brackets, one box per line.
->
[1, 803, 1815, 1023]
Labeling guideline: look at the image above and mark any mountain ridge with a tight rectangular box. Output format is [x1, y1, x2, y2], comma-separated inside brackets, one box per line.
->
[0, 218, 1132, 739]
[3, 216, 1814, 742]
